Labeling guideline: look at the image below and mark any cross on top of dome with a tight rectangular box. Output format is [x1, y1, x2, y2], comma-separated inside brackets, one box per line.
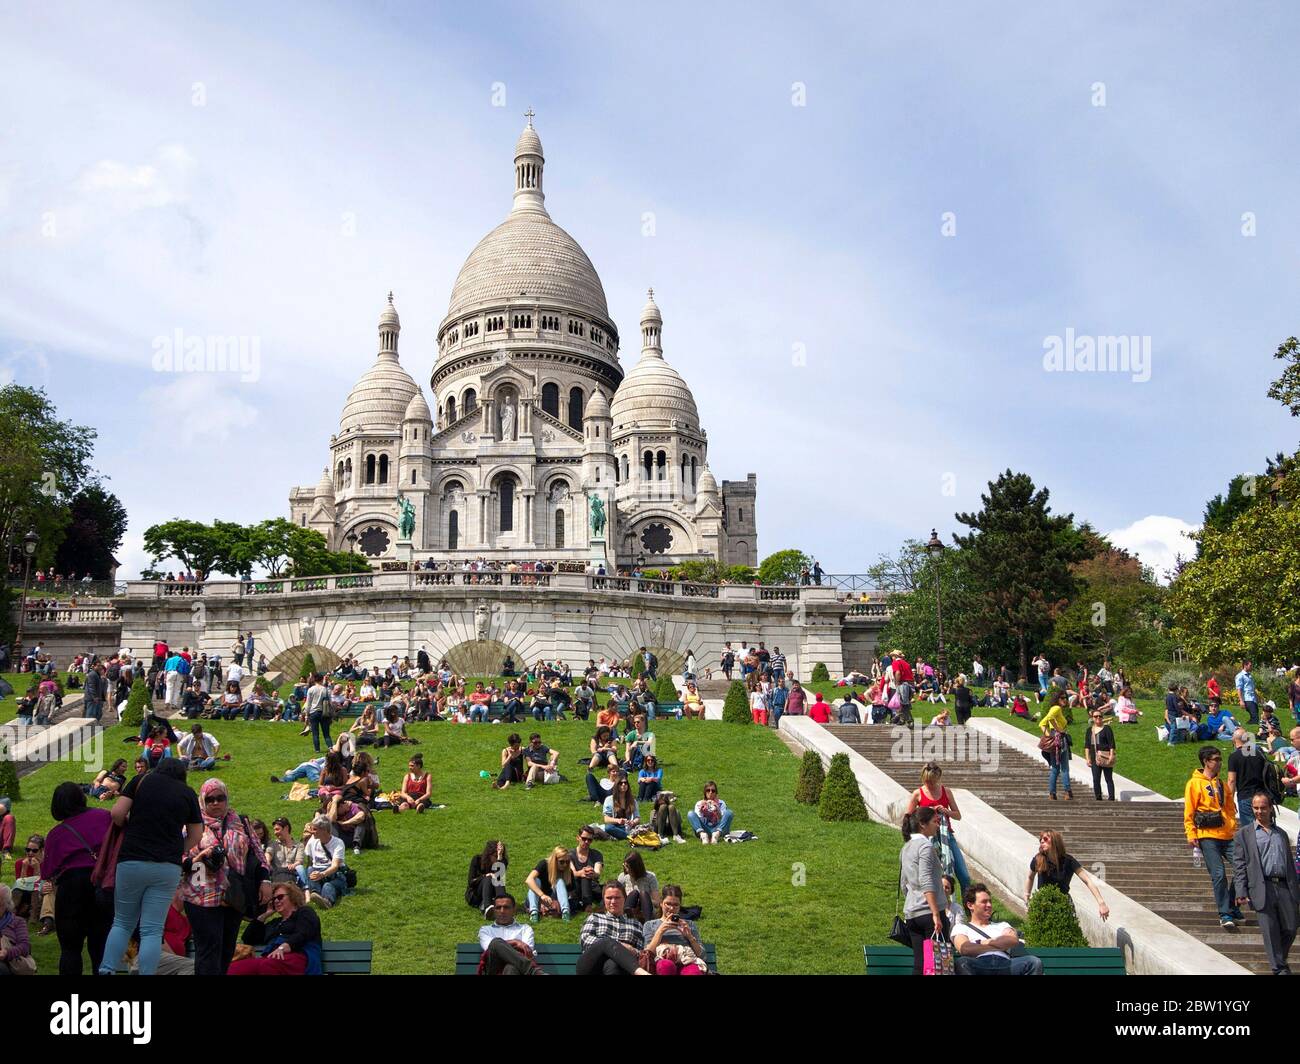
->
[524, 107, 535, 127]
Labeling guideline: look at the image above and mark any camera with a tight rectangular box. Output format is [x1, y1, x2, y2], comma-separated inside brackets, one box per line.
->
[202, 843, 227, 871]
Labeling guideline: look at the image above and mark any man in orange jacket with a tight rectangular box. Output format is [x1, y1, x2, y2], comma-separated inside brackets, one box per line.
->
[1184, 745, 1244, 928]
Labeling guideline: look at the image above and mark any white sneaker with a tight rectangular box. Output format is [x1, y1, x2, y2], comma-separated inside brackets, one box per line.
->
[674, 835, 687, 844]
[711, 831, 722, 845]
[698, 831, 710, 845]
[353, 846, 361, 856]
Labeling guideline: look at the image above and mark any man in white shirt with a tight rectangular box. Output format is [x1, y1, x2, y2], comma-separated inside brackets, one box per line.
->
[299, 815, 349, 909]
[950, 883, 1042, 975]
[178, 723, 220, 769]
[226, 659, 245, 687]
[477, 894, 543, 974]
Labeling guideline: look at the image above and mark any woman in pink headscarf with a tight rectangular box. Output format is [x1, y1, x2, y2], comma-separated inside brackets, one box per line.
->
[181, 778, 270, 975]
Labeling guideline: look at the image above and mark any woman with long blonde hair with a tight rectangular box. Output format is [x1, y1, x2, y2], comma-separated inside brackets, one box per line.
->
[523, 845, 574, 922]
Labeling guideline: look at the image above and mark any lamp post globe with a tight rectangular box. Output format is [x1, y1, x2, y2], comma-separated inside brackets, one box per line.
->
[927, 529, 948, 681]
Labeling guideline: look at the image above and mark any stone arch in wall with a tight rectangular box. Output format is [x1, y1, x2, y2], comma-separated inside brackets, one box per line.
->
[267, 643, 343, 680]
[434, 637, 529, 678]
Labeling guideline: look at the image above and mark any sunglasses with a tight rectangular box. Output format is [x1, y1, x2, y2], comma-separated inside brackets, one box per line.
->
[25, 847, 40, 854]
[271, 893, 290, 904]
[578, 836, 593, 843]
[204, 795, 228, 804]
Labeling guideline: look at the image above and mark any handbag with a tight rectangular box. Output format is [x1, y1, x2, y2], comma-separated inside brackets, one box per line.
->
[888, 854, 911, 946]
[1, 933, 36, 975]
[1096, 747, 1116, 768]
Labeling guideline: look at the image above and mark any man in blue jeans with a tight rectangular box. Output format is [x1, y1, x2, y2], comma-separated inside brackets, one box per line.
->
[951, 885, 1043, 975]
[1187, 745, 1245, 929]
[299, 816, 349, 909]
[1236, 661, 1259, 725]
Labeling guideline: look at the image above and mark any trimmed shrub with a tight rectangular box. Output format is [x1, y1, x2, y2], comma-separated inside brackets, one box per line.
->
[253, 675, 274, 696]
[818, 752, 868, 821]
[630, 655, 647, 681]
[811, 662, 830, 683]
[654, 674, 678, 705]
[0, 736, 21, 803]
[722, 681, 751, 724]
[121, 678, 150, 728]
[1023, 884, 1088, 948]
[298, 652, 317, 681]
[795, 750, 824, 804]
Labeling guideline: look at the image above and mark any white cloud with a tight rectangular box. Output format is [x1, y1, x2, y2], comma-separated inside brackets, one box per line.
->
[139, 374, 258, 445]
[1105, 515, 1200, 582]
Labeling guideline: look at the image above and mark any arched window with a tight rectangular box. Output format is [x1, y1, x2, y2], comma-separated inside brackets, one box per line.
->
[446, 396, 457, 423]
[448, 510, 459, 550]
[622, 455, 630, 481]
[555, 509, 565, 548]
[643, 451, 653, 480]
[656, 451, 666, 481]
[345, 458, 352, 487]
[690, 457, 697, 486]
[498, 475, 515, 532]
[541, 382, 559, 418]
[464, 389, 477, 414]
[411, 469, 417, 484]
[336, 462, 344, 490]
[680, 455, 688, 486]
[365, 454, 376, 484]
[378, 455, 389, 484]
[568, 387, 583, 429]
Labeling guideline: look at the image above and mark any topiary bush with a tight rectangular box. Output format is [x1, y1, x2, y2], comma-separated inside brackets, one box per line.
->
[630, 655, 646, 681]
[121, 677, 150, 728]
[1023, 884, 1088, 948]
[795, 750, 824, 804]
[253, 676, 274, 696]
[0, 734, 21, 803]
[811, 662, 830, 683]
[654, 674, 678, 705]
[722, 681, 751, 724]
[298, 652, 317, 681]
[818, 752, 868, 821]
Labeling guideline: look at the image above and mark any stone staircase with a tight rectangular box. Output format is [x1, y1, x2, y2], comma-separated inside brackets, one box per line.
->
[825, 723, 1273, 975]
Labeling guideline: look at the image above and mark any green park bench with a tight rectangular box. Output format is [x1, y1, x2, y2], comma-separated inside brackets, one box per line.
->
[331, 699, 687, 722]
[455, 941, 718, 974]
[117, 939, 372, 974]
[862, 944, 1126, 975]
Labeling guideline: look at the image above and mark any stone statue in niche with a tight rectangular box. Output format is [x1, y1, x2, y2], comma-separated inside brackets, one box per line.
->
[474, 604, 490, 641]
[649, 618, 665, 647]
[499, 401, 516, 441]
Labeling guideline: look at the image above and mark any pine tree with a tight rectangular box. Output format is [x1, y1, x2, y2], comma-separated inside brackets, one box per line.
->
[722, 681, 751, 724]
[299, 652, 317, 681]
[795, 750, 825, 804]
[654, 674, 679, 705]
[818, 752, 868, 821]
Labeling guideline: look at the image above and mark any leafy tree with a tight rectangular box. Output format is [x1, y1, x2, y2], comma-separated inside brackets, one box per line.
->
[953, 470, 1093, 682]
[142, 520, 231, 577]
[1023, 885, 1088, 947]
[722, 565, 756, 584]
[668, 560, 727, 584]
[818, 752, 868, 821]
[1169, 464, 1300, 666]
[0, 385, 97, 572]
[866, 540, 930, 594]
[1203, 474, 1262, 539]
[758, 549, 811, 586]
[876, 541, 990, 672]
[795, 750, 825, 804]
[54, 484, 128, 579]
[721, 681, 751, 724]
[1267, 336, 1300, 417]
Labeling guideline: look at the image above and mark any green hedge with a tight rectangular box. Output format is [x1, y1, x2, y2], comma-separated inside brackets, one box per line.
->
[0, 735, 21, 802]
[1023, 884, 1088, 947]
[818, 752, 868, 821]
[795, 750, 824, 804]
[121, 678, 150, 728]
[722, 681, 751, 724]
[654, 674, 679, 704]
[811, 662, 830, 683]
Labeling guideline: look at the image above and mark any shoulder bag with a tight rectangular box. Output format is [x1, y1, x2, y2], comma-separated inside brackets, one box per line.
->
[889, 852, 911, 946]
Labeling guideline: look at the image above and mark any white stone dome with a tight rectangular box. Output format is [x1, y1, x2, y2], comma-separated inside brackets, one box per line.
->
[403, 392, 432, 423]
[314, 468, 334, 498]
[446, 213, 609, 322]
[585, 389, 610, 419]
[339, 352, 420, 434]
[697, 466, 718, 495]
[611, 351, 700, 429]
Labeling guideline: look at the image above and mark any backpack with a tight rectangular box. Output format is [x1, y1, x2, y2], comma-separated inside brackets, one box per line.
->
[1261, 752, 1287, 806]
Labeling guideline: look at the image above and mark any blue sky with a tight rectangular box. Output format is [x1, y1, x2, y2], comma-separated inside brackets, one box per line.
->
[2, 1, 1296, 578]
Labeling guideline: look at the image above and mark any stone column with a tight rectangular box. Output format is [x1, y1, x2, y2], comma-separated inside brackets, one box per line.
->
[478, 491, 490, 546]
[523, 491, 536, 546]
[482, 398, 496, 440]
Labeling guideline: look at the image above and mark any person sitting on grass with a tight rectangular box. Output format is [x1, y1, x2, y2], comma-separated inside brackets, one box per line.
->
[393, 754, 432, 813]
[575, 881, 650, 975]
[350, 704, 380, 747]
[495, 733, 526, 790]
[637, 755, 663, 803]
[468, 681, 492, 723]
[652, 791, 688, 844]
[590, 726, 621, 771]
[597, 699, 621, 731]
[524, 733, 560, 790]
[467, 840, 509, 916]
[524, 846, 574, 923]
[682, 681, 706, 720]
[90, 759, 130, 801]
[219, 681, 243, 721]
[316, 751, 349, 803]
[951, 882, 1043, 975]
[477, 893, 544, 975]
[642, 885, 707, 975]
[548, 680, 572, 721]
[688, 781, 734, 844]
[230, 882, 322, 975]
[618, 850, 660, 922]
[568, 827, 606, 913]
[376, 704, 418, 748]
[623, 714, 655, 771]
[178, 723, 220, 770]
[500, 681, 525, 724]
[597, 777, 641, 841]
[298, 815, 349, 909]
[266, 818, 303, 884]
[573, 679, 595, 721]
[1207, 699, 1237, 740]
[143, 724, 173, 768]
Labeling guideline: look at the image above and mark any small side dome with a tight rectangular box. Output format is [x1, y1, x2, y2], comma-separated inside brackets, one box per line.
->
[584, 389, 610, 419]
[379, 291, 400, 329]
[640, 287, 662, 326]
[697, 466, 719, 496]
[403, 392, 432, 423]
[314, 468, 335, 499]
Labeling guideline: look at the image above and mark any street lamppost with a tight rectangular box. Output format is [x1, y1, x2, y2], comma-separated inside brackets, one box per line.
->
[926, 529, 948, 681]
[12, 529, 39, 668]
[346, 532, 358, 554]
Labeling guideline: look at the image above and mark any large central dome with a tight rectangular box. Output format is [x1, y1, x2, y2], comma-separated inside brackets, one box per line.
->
[441, 118, 611, 327]
[446, 213, 609, 321]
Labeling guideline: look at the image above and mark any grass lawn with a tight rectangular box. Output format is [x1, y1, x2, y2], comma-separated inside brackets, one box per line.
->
[801, 681, 1299, 810]
[6, 716, 936, 975]
[0, 672, 74, 724]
